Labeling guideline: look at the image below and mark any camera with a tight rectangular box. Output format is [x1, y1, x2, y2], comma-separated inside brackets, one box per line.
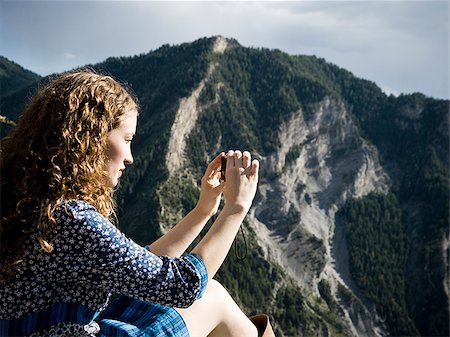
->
[220, 157, 227, 182]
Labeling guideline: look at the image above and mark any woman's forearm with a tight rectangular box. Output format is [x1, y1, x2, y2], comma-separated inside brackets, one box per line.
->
[191, 204, 247, 280]
[150, 153, 224, 257]
[149, 207, 211, 257]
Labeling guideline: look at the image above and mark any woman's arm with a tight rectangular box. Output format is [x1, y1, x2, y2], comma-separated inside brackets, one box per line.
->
[149, 207, 211, 257]
[192, 150, 259, 280]
[60, 202, 208, 308]
[149, 152, 225, 257]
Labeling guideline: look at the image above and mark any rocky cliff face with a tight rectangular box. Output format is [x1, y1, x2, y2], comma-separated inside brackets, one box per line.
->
[249, 97, 390, 336]
[156, 36, 450, 337]
[166, 37, 228, 175]
[162, 39, 391, 334]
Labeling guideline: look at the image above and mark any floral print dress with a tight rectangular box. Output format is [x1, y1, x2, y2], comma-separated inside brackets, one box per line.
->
[0, 200, 208, 336]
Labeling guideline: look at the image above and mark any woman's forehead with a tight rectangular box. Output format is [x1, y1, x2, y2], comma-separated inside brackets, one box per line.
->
[117, 111, 138, 131]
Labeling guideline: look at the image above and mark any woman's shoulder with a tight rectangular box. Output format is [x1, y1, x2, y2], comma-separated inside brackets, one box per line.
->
[55, 199, 110, 230]
[61, 199, 97, 214]
[52, 200, 133, 258]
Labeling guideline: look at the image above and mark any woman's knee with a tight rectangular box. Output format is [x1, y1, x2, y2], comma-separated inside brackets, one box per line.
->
[177, 279, 257, 337]
[205, 280, 241, 310]
[175, 279, 228, 336]
[203, 280, 258, 337]
[178, 279, 233, 322]
[205, 279, 229, 299]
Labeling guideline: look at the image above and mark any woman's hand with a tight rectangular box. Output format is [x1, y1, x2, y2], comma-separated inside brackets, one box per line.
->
[222, 150, 259, 213]
[192, 150, 259, 278]
[150, 153, 225, 256]
[195, 152, 226, 217]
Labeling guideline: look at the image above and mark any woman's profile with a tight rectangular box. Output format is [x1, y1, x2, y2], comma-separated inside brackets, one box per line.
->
[0, 70, 275, 337]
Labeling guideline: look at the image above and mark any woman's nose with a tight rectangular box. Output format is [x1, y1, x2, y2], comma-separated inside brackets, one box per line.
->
[124, 154, 134, 166]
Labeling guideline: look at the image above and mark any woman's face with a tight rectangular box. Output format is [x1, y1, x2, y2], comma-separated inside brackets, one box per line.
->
[104, 111, 138, 188]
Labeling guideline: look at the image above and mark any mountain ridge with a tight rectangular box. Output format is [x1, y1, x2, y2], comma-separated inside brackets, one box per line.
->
[0, 55, 41, 99]
[1, 36, 448, 337]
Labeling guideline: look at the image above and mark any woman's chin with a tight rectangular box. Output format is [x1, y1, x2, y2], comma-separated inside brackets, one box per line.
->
[104, 177, 119, 189]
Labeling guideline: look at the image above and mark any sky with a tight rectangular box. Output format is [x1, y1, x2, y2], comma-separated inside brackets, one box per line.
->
[1, 0, 448, 99]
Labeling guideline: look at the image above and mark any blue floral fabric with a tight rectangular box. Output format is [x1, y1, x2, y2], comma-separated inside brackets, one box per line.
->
[0, 200, 208, 336]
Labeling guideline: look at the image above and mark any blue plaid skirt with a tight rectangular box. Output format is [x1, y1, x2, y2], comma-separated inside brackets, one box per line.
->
[97, 296, 189, 337]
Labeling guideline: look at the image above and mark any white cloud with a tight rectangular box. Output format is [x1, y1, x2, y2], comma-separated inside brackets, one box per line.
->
[0, 0, 447, 99]
[380, 84, 400, 97]
[63, 52, 76, 59]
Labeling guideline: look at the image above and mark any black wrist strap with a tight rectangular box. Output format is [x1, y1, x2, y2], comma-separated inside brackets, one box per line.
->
[234, 224, 247, 260]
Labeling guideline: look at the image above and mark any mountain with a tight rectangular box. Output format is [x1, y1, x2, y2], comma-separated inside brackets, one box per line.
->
[0, 56, 41, 99]
[0, 56, 41, 137]
[1, 36, 448, 337]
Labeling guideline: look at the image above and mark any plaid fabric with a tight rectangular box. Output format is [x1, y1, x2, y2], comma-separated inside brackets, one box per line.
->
[97, 296, 189, 337]
[97, 253, 208, 337]
[0, 302, 95, 336]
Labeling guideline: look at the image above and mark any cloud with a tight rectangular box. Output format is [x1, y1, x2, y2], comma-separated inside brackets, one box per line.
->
[0, 0, 447, 98]
[380, 84, 400, 97]
[63, 52, 76, 60]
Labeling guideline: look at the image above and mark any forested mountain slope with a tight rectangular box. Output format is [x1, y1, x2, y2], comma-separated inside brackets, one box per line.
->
[0, 57, 41, 136]
[1, 36, 448, 337]
[0, 56, 41, 99]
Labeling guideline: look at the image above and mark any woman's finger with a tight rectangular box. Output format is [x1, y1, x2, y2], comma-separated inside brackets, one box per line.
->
[250, 159, 259, 179]
[212, 169, 221, 179]
[205, 152, 225, 176]
[215, 180, 225, 191]
[234, 150, 243, 168]
[242, 151, 251, 169]
[226, 150, 235, 169]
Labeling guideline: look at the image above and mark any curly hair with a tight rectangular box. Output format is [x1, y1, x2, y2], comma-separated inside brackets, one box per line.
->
[0, 70, 138, 279]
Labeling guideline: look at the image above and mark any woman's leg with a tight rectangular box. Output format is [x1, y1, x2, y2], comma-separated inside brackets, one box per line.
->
[176, 279, 258, 337]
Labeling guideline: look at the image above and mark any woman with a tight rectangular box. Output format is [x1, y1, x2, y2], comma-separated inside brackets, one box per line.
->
[0, 71, 275, 337]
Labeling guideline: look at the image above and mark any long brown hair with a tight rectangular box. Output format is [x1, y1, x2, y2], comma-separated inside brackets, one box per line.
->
[0, 70, 138, 279]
